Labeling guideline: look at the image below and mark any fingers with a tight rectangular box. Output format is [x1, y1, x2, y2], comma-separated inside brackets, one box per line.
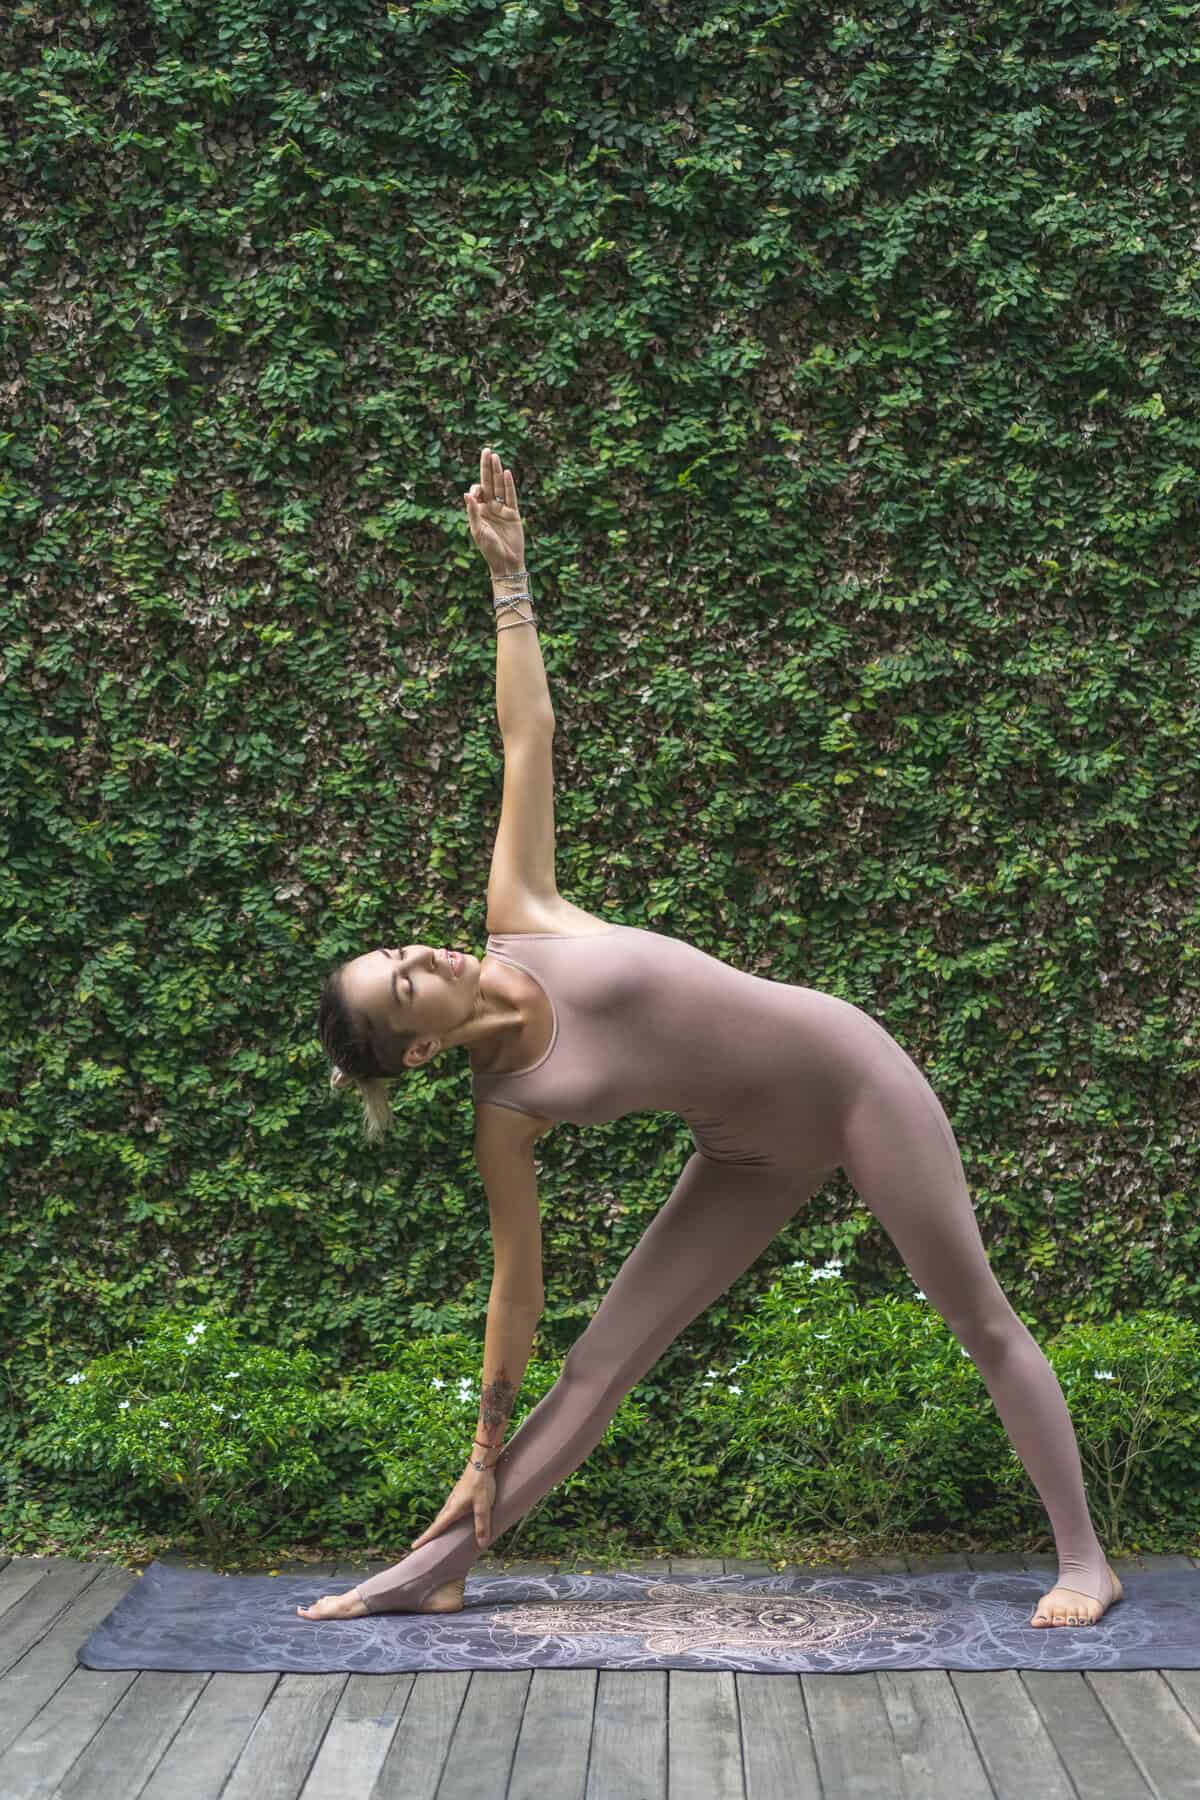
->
[477, 447, 515, 510]
[474, 1508, 491, 1548]
[410, 1513, 449, 1550]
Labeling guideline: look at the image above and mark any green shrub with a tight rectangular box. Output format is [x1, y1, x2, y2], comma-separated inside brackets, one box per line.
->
[21, 1306, 651, 1562]
[22, 1307, 334, 1563]
[684, 1261, 1004, 1541]
[987, 1309, 1200, 1548]
[673, 1264, 1200, 1550]
[19, 1287, 1199, 1565]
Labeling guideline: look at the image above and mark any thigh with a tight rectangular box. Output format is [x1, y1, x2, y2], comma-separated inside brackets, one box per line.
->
[841, 1072, 1016, 1340]
[562, 1153, 834, 1390]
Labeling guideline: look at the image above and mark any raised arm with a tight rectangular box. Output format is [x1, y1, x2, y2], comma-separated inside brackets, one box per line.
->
[464, 448, 563, 923]
[464, 447, 555, 737]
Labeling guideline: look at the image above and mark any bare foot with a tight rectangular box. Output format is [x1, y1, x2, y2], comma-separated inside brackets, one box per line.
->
[296, 1578, 465, 1621]
[1030, 1560, 1124, 1628]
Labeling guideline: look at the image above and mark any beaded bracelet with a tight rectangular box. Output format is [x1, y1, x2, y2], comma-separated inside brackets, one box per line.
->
[491, 566, 535, 632]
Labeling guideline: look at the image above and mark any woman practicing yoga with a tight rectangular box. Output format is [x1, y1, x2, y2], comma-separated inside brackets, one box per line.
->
[302, 447, 1122, 1630]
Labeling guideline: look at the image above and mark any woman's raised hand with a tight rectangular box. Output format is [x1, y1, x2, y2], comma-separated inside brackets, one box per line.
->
[464, 446, 525, 577]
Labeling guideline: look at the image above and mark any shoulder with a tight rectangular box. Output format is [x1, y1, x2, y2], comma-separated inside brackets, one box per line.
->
[485, 891, 617, 938]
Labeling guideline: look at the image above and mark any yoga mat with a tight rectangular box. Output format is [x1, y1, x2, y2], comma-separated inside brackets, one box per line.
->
[76, 1561, 1200, 1674]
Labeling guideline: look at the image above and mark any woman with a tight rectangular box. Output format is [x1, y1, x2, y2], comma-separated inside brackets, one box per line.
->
[301, 447, 1121, 1630]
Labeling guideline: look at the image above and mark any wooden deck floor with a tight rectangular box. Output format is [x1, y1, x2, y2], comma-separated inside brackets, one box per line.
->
[1, 1549, 1198, 1799]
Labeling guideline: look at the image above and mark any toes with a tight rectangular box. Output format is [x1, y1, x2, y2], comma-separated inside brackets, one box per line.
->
[1031, 1589, 1104, 1628]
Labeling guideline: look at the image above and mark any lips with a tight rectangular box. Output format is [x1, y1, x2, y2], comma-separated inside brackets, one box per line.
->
[445, 949, 462, 977]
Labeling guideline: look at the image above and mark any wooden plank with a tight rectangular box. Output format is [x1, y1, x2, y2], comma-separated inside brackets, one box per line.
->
[431, 1670, 531, 1800]
[587, 1671, 667, 1800]
[1021, 1669, 1154, 1798]
[669, 1671, 744, 1799]
[0, 1566, 134, 1760]
[56, 1671, 211, 1800]
[139, 1674, 278, 1800]
[803, 1671, 905, 1797]
[878, 1670, 993, 1799]
[374, 1672, 471, 1800]
[1164, 1670, 1200, 1744]
[736, 1675, 820, 1800]
[0, 1557, 110, 1675]
[508, 1670, 596, 1800]
[0, 1664, 140, 1798]
[951, 1669, 1075, 1800]
[1086, 1671, 1200, 1799]
[668, 1558, 725, 1576]
[297, 1673, 416, 1800]
[723, 1560, 773, 1577]
[218, 1672, 348, 1800]
[0, 1558, 52, 1626]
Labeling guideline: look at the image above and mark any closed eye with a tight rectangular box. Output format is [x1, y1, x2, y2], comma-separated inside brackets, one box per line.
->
[385, 949, 415, 1003]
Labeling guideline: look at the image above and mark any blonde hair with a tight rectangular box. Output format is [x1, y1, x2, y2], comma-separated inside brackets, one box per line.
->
[329, 1065, 395, 1144]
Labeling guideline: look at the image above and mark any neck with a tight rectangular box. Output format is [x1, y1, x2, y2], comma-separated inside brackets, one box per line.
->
[441, 966, 528, 1066]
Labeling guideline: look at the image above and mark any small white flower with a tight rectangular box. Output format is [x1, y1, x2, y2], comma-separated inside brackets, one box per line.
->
[960, 1347, 971, 1357]
[192, 1322, 207, 1334]
[914, 1289, 926, 1300]
[230, 1412, 242, 1421]
[1094, 1368, 1114, 1380]
[211, 1404, 224, 1415]
[224, 1371, 240, 1380]
[431, 1377, 445, 1390]
[119, 1400, 130, 1411]
[159, 1418, 171, 1427]
[729, 1385, 742, 1396]
[814, 1332, 831, 1340]
[66, 1372, 84, 1385]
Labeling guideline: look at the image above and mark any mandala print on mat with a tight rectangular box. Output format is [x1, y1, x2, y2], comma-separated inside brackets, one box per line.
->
[494, 1579, 943, 1657]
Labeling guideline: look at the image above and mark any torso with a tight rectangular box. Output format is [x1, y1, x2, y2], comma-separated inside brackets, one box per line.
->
[469, 894, 615, 1100]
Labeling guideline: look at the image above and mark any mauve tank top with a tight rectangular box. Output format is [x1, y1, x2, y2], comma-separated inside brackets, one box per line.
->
[470, 923, 867, 1168]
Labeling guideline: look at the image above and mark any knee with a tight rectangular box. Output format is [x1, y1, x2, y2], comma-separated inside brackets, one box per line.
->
[950, 1305, 1024, 1363]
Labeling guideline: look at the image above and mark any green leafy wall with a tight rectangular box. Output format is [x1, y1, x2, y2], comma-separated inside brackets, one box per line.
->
[3, 0, 1198, 1469]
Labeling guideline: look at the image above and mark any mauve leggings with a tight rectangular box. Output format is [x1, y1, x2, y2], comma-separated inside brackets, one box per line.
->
[352, 1067, 1108, 1614]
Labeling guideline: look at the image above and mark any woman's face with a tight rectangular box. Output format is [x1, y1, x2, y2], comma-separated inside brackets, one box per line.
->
[341, 942, 480, 1070]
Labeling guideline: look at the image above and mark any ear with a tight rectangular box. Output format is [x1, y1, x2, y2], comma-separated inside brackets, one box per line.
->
[402, 1038, 442, 1069]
